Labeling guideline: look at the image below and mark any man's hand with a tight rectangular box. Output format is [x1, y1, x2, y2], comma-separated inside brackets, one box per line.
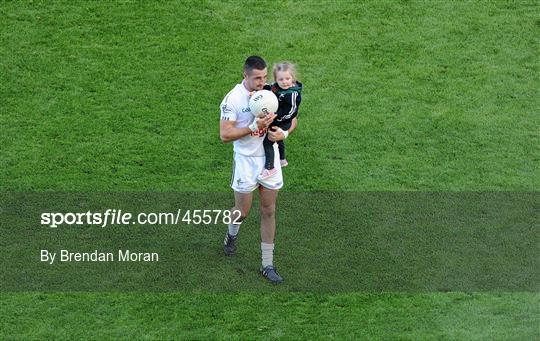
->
[256, 113, 276, 130]
[268, 126, 288, 142]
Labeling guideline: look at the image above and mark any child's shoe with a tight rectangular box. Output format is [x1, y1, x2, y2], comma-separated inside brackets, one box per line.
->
[258, 168, 278, 180]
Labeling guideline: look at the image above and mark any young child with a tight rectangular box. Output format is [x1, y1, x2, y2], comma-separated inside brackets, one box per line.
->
[258, 62, 303, 180]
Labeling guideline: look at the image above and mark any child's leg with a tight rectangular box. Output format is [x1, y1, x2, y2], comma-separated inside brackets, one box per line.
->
[276, 122, 291, 162]
[263, 134, 275, 170]
[277, 140, 286, 160]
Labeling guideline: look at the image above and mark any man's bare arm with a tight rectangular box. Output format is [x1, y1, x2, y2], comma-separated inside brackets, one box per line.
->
[268, 117, 297, 142]
[288, 117, 298, 134]
[219, 120, 251, 143]
[220, 113, 277, 143]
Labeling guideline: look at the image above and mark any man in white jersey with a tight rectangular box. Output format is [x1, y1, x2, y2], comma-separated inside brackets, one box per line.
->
[219, 56, 297, 284]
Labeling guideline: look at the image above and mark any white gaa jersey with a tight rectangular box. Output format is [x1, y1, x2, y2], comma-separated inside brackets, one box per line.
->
[220, 82, 266, 157]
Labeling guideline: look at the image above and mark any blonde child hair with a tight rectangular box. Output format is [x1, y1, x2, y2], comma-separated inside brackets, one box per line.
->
[273, 62, 298, 83]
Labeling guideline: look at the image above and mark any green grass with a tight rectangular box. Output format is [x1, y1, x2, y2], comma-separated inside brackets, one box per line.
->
[2, 293, 538, 339]
[2, 192, 538, 292]
[1, 0, 538, 191]
[1, 0, 538, 339]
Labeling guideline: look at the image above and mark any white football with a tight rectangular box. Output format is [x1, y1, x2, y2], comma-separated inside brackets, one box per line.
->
[249, 90, 278, 118]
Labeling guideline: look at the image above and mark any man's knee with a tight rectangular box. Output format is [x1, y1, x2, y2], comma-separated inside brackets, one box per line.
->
[260, 203, 276, 219]
[233, 192, 253, 222]
[232, 206, 250, 222]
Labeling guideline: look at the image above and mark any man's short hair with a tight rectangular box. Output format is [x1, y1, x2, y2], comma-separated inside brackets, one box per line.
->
[244, 56, 267, 75]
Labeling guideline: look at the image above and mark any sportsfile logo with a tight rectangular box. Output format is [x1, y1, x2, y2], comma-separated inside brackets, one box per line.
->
[41, 209, 132, 228]
[40, 209, 242, 228]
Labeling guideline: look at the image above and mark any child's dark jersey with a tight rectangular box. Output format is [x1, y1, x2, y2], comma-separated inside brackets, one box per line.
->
[263, 82, 303, 128]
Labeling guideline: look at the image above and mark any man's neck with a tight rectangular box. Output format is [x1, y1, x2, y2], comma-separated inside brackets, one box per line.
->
[242, 80, 252, 93]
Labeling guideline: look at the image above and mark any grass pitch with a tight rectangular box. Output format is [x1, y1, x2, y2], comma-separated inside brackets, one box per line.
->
[1, 0, 538, 339]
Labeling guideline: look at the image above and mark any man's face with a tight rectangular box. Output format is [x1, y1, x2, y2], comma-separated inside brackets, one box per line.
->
[244, 68, 267, 92]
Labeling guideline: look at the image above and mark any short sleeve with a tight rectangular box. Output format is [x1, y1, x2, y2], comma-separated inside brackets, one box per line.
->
[220, 97, 237, 121]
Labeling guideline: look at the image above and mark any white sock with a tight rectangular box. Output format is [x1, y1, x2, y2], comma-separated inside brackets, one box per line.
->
[228, 223, 241, 236]
[261, 242, 274, 268]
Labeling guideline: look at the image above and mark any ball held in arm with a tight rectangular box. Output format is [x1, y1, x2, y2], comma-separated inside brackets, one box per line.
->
[249, 90, 278, 118]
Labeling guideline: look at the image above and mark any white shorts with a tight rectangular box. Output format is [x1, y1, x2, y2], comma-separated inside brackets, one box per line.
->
[230, 145, 283, 193]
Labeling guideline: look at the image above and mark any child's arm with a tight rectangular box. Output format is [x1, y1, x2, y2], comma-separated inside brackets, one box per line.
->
[278, 90, 301, 118]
